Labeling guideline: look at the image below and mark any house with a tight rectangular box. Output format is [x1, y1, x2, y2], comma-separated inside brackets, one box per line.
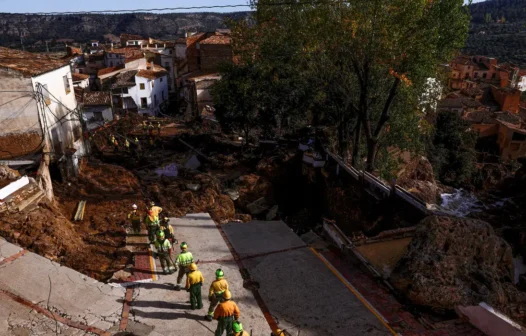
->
[85, 53, 105, 75]
[78, 91, 113, 130]
[91, 41, 99, 47]
[0, 47, 85, 173]
[181, 71, 221, 117]
[72, 73, 90, 89]
[98, 58, 169, 116]
[120, 34, 147, 47]
[198, 32, 233, 72]
[104, 48, 144, 68]
[142, 41, 176, 92]
[491, 86, 521, 113]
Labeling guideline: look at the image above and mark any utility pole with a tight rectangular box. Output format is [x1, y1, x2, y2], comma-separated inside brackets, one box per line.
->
[45, 40, 49, 53]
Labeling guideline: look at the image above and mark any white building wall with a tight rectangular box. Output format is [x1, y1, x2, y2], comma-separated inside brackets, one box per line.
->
[517, 76, 526, 92]
[0, 70, 39, 135]
[73, 78, 90, 89]
[32, 65, 85, 169]
[119, 74, 169, 116]
[83, 106, 113, 130]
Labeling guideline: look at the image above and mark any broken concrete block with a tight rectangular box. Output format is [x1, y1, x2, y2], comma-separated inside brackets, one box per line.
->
[186, 184, 201, 192]
[184, 155, 201, 170]
[225, 189, 240, 201]
[246, 197, 268, 216]
[266, 205, 279, 221]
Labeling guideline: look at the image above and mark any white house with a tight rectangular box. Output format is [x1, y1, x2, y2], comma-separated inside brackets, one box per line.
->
[72, 73, 90, 89]
[99, 58, 169, 116]
[0, 47, 86, 174]
[120, 34, 147, 47]
[142, 42, 176, 93]
[104, 48, 144, 68]
[79, 91, 113, 130]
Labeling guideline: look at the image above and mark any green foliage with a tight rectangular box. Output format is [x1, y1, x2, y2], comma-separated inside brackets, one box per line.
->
[427, 111, 478, 187]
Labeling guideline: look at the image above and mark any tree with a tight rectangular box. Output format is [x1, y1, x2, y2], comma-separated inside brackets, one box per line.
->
[250, 0, 470, 171]
[427, 111, 478, 187]
[485, 13, 493, 24]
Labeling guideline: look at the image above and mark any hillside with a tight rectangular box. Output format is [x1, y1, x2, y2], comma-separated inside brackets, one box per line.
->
[0, 12, 250, 49]
[465, 0, 526, 66]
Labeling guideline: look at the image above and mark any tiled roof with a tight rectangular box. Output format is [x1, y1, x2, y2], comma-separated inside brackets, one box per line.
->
[87, 53, 105, 61]
[83, 91, 111, 106]
[120, 33, 145, 41]
[72, 73, 89, 81]
[199, 34, 232, 45]
[0, 46, 70, 77]
[98, 65, 125, 76]
[111, 70, 138, 88]
[136, 69, 167, 80]
[108, 48, 144, 58]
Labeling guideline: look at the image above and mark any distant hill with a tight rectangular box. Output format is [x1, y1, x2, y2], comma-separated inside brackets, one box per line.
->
[465, 0, 526, 67]
[0, 12, 250, 50]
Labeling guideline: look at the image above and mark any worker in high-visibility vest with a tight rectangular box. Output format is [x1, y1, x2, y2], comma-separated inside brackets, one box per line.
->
[142, 121, 148, 134]
[206, 269, 229, 321]
[127, 204, 142, 233]
[125, 138, 130, 151]
[185, 263, 204, 309]
[154, 231, 175, 274]
[213, 290, 240, 336]
[233, 321, 250, 336]
[157, 121, 162, 135]
[148, 122, 154, 135]
[175, 242, 194, 290]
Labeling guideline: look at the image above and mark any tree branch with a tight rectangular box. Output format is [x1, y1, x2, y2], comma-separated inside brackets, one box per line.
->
[373, 77, 401, 138]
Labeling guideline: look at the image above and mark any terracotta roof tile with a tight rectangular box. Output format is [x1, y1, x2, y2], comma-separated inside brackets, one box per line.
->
[98, 65, 125, 76]
[136, 69, 167, 80]
[0, 46, 70, 77]
[120, 33, 145, 42]
[83, 91, 111, 106]
[72, 73, 89, 81]
[199, 34, 231, 45]
[111, 70, 138, 88]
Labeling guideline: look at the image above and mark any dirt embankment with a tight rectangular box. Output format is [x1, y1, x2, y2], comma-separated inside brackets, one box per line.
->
[0, 132, 42, 159]
[0, 162, 142, 281]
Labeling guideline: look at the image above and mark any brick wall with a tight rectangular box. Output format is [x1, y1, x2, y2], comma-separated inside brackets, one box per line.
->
[200, 44, 233, 72]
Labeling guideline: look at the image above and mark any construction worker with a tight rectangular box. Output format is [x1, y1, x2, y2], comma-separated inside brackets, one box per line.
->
[142, 121, 148, 134]
[148, 122, 154, 135]
[150, 201, 163, 219]
[175, 242, 194, 290]
[206, 269, 229, 321]
[185, 263, 204, 310]
[125, 138, 130, 152]
[233, 321, 250, 336]
[127, 204, 142, 234]
[154, 231, 175, 274]
[145, 210, 160, 243]
[213, 290, 240, 336]
[160, 217, 175, 243]
[157, 121, 161, 135]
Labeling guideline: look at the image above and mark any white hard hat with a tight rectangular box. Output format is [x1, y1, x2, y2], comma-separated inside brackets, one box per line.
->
[132, 204, 137, 209]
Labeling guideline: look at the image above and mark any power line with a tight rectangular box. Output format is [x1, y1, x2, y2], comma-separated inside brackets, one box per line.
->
[18, 1, 348, 15]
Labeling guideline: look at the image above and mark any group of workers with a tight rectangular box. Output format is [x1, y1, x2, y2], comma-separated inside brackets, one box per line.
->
[127, 202, 251, 336]
[143, 120, 162, 136]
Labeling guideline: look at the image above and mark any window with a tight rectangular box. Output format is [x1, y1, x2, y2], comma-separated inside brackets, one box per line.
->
[160, 77, 163, 82]
[140, 83, 145, 90]
[162, 90, 165, 101]
[122, 88, 129, 94]
[169, 50, 173, 55]
[141, 97, 147, 109]
[63, 75, 71, 94]
[93, 112, 103, 121]
[42, 84, 51, 105]
[164, 62, 170, 68]
[154, 94, 158, 107]
[512, 132, 526, 142]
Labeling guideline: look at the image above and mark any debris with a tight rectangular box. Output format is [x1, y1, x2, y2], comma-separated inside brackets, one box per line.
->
[266, 205, 279, 220]
[74, 200, 86, 221]
[224, 189, 240, 201]
[184, 155, 201, 170]
[247, 197, 268, 216]
[186, 184, 201, 192]
[178, 139, 209, 162]
[155, 162, 178, 177]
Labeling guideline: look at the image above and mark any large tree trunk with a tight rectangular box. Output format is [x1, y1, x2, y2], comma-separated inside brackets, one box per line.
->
[366, 138, 378, 172]
[337, 120, 349, 160]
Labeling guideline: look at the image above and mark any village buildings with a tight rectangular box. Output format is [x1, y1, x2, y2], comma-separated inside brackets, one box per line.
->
[446, 55, 526, 160]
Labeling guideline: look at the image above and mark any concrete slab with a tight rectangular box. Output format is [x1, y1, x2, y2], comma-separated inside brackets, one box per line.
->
[222, 220, 306, 257]
[223, 221, 392, 336]
[0, 249, 125, 330]
[0, 237, 22, 262]
[129, 214, 270, 335]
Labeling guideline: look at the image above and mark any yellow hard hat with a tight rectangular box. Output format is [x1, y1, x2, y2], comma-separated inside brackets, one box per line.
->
[188, 263, 198, 271]
[223, 290, 232, 300]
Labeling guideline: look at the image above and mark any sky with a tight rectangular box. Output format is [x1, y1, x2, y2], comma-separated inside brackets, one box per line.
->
[0, 0, 486, 14]
[0, 0, 252, 14]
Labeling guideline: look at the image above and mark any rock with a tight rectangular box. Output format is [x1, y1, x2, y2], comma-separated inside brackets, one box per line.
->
[233, 214, 252, 222]
[246, 197, 268, 216]
[266, 205, 279, 220]
[390, 215, 526, 321]
[186, 184, 201, 192]
[397, 156, 439, 204]
[184, 155, 201, 170]
[224, 189, 240, 201]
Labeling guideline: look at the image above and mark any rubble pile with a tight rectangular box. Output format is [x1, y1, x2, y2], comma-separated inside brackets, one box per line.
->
[69, 162, 141, 196]
[390, 215, 526, 322]
[397, 156, 439, 204]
